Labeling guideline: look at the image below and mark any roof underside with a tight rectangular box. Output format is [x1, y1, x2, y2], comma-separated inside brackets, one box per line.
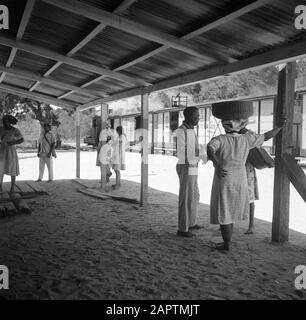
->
[0, 0, 305, 110]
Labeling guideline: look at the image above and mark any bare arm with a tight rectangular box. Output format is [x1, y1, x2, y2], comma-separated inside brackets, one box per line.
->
[264, 118, 286, 141]
[8, 137, 24, 145]
[264, 127, 282, 141]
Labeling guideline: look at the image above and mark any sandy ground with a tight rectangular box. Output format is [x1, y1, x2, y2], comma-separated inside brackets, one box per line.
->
[0, 151, 306, 300]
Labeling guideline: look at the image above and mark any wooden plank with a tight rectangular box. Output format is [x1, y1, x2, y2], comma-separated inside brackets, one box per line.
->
[0, 65, 104, 98]
[114, 0, 276, 71]
[73, 179, 94, 189]
[0, 191, 11, 203]
[37, 0, 137, 87]
[76, 110, 81, 179]
[78, 188, 138, 204]
[10, 192, 31, 215]
[282, 153, 306, 202]
[80, 37, 306, 110]
[42, 0, 220, 62]
[77, 188, 109, 200]
[0, 83, 76, 109]
[90, 189, 138, 204]
[140, 92, 149, 208]
[16, 0, 36, 41]
[0, 36, 147, 87]
[58, 90, 74, 99]
[25, 181, 48, 195]
[0, 72, 6, 83]
[15, 182, 36, 195]
[272, 62, 296, 243]
[3, 192, 17, 216]
[3, 0, 36, 73]
[100, 103, 108, 191]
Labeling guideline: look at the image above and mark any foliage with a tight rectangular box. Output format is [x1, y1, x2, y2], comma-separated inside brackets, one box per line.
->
[0, 93, 60, 126]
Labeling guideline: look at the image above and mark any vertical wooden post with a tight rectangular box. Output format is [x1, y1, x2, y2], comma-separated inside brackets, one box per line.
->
[272, 62, 296, 242]
[140, 92, 149, 207]
[100, 103, 108, 191]
[76, 108, 81, 179]
[151, 114, 155, 154]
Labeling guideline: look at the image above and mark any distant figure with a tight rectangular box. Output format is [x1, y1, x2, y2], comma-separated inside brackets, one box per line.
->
[0, 115, 24, 193]
[96, 123, 114, 182]
[111, 126, 126, 189]
[176, 107, 206, 237]
[36, 123, 56, 183]
[239, 128, 259, 235]
[98, 135, 113, 183]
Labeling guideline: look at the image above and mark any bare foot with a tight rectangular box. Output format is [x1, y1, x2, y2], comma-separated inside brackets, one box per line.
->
[216, 242, 229, 251]
[245, 228, 254, 235]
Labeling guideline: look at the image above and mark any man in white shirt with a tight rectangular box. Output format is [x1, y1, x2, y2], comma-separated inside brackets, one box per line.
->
[176, 107, 205, 237]
[36, 123, 56, 182]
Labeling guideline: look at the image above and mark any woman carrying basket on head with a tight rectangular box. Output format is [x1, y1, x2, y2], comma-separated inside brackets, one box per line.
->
[207, 101, 285, 252]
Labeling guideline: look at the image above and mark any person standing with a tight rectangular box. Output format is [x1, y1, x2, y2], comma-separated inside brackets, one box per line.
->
[176, 107, 206, 237]
[111, 126, 126, 189]
[0, 115, 24, 193]
[207, 117, 285, 251]
[36, 123, 56, 182]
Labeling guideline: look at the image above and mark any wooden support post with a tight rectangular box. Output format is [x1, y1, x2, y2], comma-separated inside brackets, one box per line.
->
[272, 62, 296, 242]
[100, 103, 108, 191]
[140, 92, 149, 207]
[76, 108, 81, 179]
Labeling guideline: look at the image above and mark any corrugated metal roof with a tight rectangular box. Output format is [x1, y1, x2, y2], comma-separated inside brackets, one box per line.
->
[0, 0, 305, 109]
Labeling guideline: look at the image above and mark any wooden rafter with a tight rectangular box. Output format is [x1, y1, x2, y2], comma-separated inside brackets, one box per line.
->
[44, 0, 138, 100]
[42, 0, 226, 63]
[79, 37, 306, 110]
[79, 0, 274, 89]
[0, 65, 105, 98]
[0, 36, 148, 87]
[282, 153, 306, 203]
[0, 83, 77, 109]
[0, 0, 36, 83]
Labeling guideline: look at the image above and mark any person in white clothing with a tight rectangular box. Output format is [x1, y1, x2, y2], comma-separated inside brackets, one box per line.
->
[175, 107, 207, 238]
[111, 126, 126, 189]
[98, 135, 113, 183]
[36, 123, 56, 182]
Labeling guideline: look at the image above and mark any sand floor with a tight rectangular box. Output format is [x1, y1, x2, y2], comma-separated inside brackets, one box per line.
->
[1, 177, 306, 300]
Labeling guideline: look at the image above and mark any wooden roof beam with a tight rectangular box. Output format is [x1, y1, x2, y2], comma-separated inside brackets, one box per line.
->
[81, 0, 274, 87]
[0, 36, 148, 87]
[35, 0, 139, 99]
[0, 0, 36, 83]
[0, 64, 105, 98]
[0, 83, 77, 109]
[79, 37, 306, 110]
[115, 0, 277, 71]
[42, 0, 225, 63]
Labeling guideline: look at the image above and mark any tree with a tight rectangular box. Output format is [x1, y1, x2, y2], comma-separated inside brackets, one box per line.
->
[0, 93, 60, 126]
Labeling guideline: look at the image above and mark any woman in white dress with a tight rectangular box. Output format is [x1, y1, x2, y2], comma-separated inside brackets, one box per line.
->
[111, 126, 126, 189]
[0, 115, 24, 193]
[207, 119, 285, 251]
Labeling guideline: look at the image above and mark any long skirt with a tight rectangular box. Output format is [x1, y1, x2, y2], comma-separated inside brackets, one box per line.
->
[210, 166, 249, 225]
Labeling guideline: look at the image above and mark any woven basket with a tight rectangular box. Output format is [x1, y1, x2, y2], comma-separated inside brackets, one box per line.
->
[212, 100, 254, 120]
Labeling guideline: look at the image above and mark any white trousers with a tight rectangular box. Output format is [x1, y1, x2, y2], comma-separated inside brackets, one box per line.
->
[176, 164, 200, 232]
[39, 155, 54, 181]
